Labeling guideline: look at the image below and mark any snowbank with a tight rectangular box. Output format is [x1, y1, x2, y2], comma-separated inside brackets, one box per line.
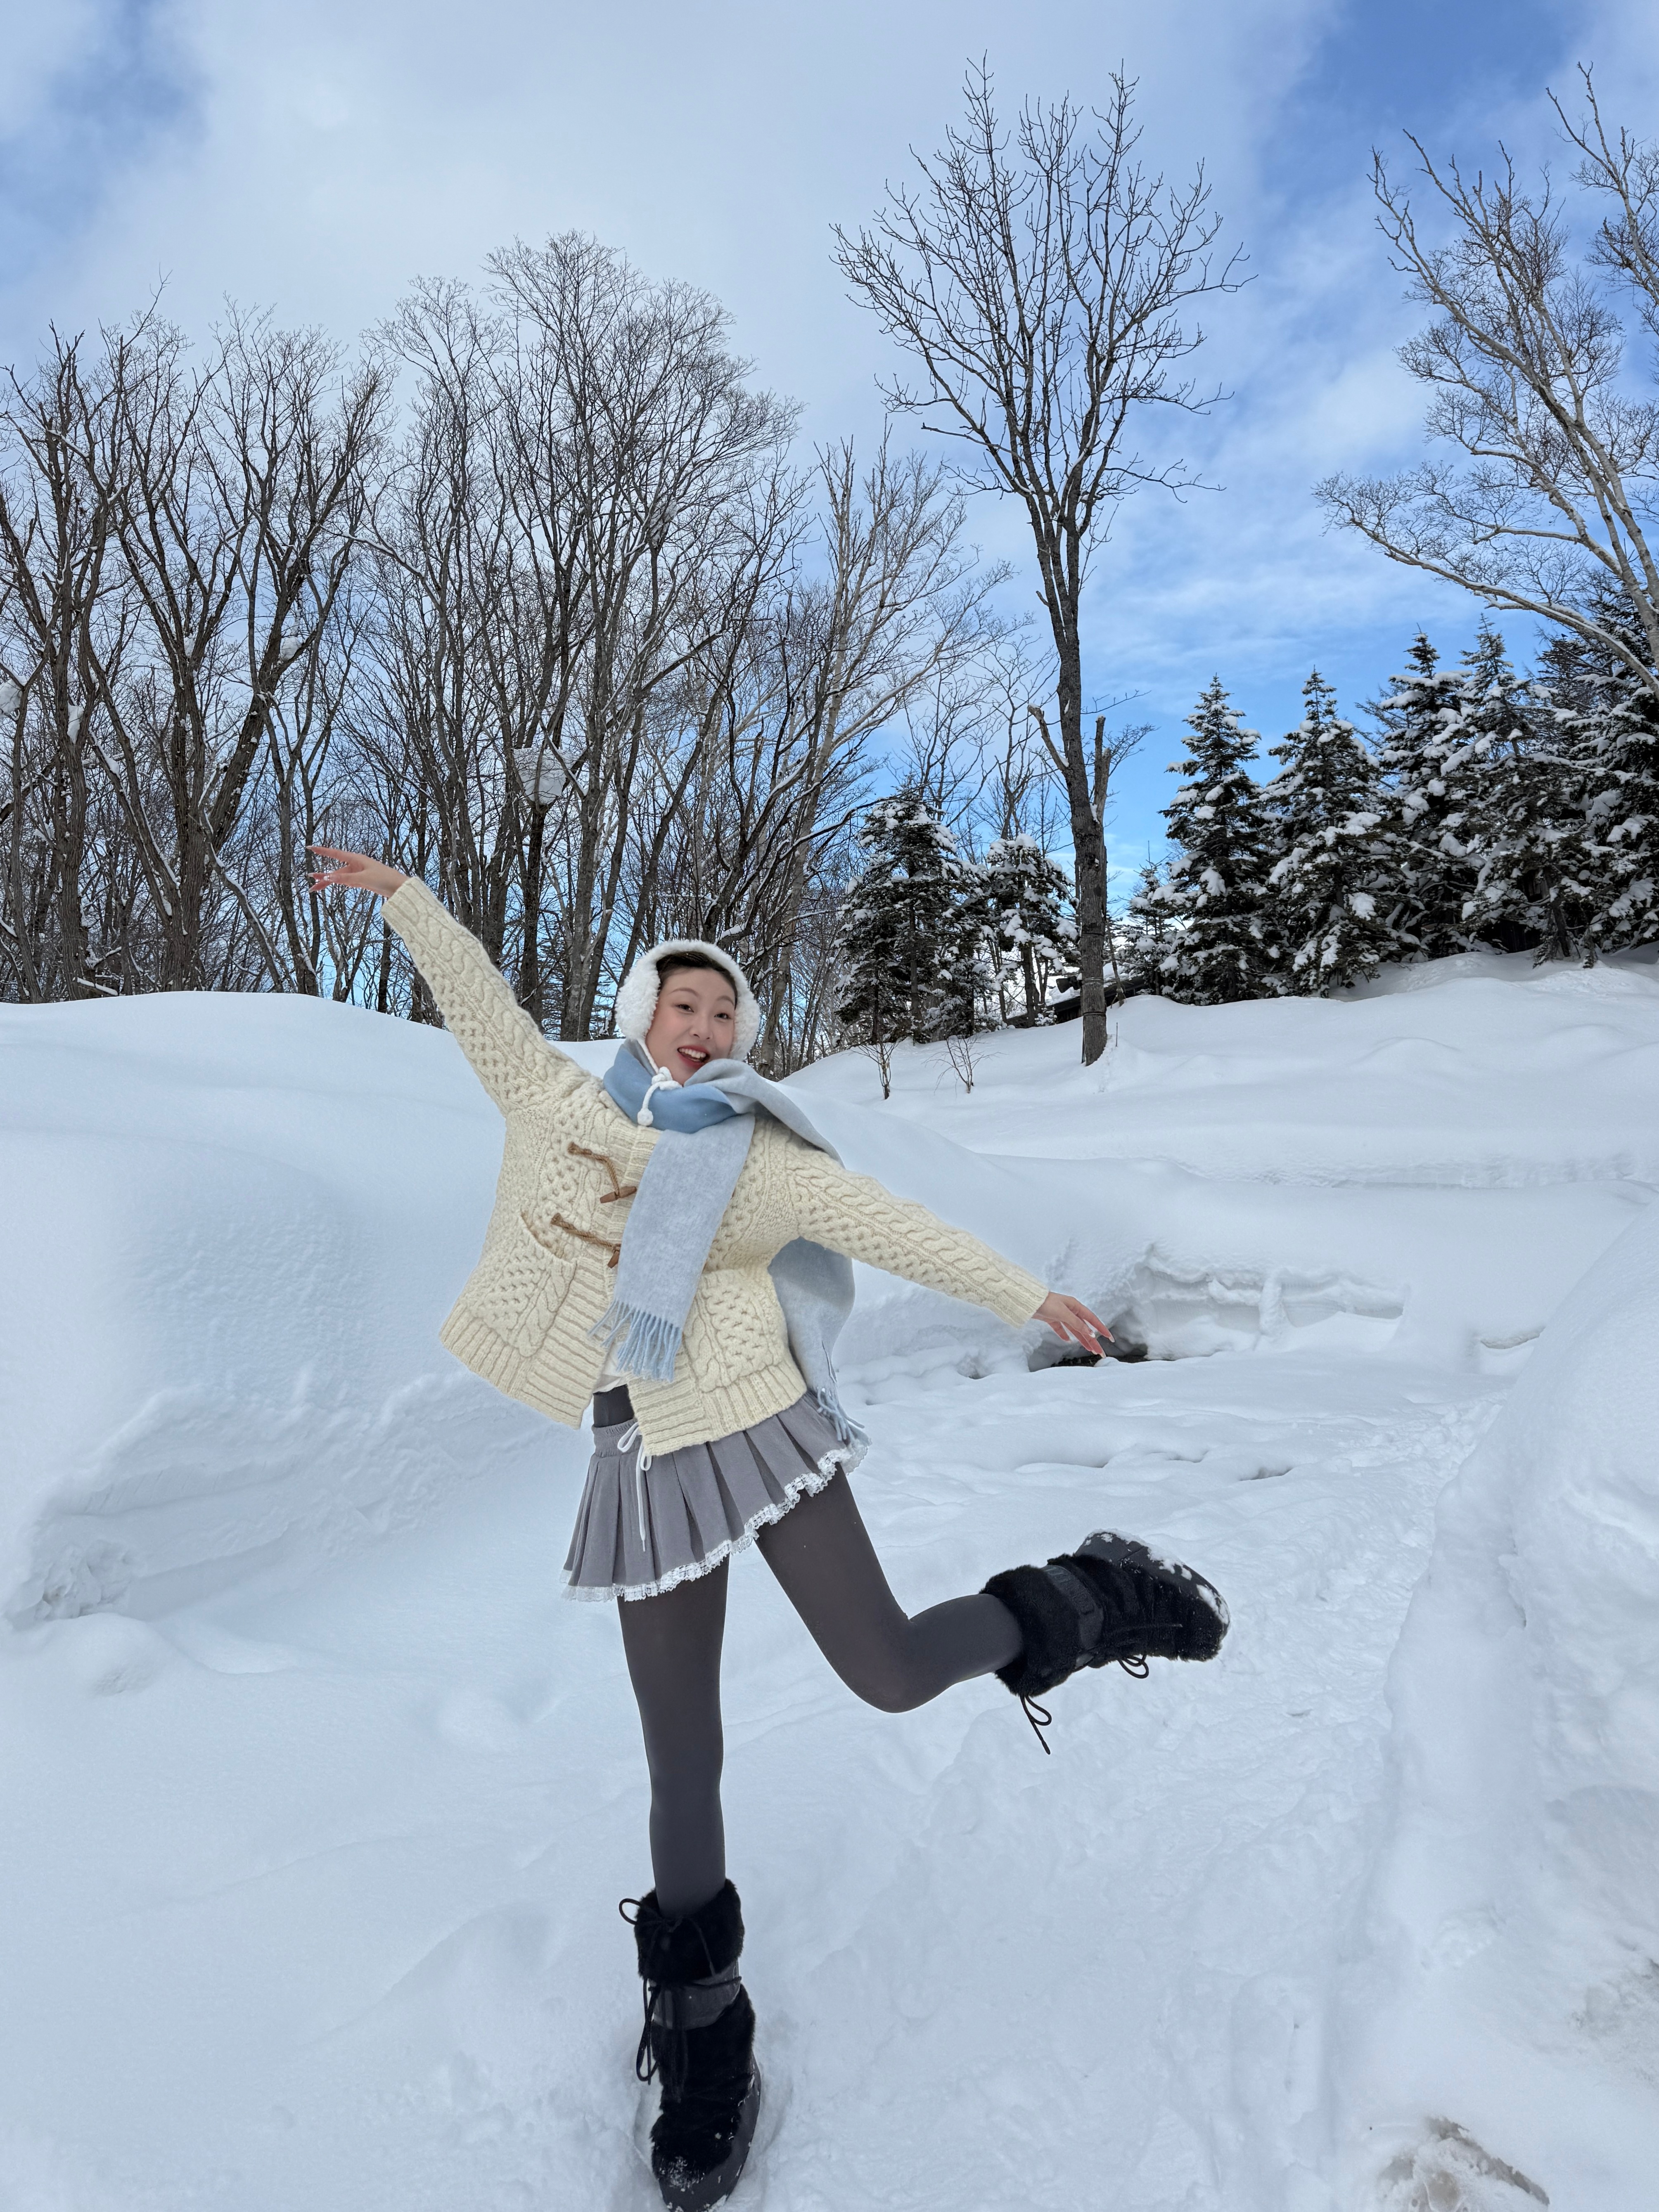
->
[4, 957, 1652, 1625]
[793, 953, 1658, 1382]
[0, 994, 558, 1623]
[792, 952, 1659, 1188]
[1, 947, 1658, 2210]
[1336, 1202, 1659, 2210]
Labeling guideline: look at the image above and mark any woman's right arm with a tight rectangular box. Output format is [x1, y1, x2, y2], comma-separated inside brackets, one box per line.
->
[310, 846, 580, 1119]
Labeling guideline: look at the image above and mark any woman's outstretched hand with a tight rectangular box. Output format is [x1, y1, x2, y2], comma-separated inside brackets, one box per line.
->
[308, 845, 408, 898]
[1036, 1291, 1113, 1357]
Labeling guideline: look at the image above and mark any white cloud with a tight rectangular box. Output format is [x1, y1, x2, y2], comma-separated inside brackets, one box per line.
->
[0, 2, 112, 139]
[5, 0, 1652, 875]
[1, 0, 1336, 413]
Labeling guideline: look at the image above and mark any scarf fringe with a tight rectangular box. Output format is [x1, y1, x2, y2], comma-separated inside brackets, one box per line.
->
[589, 1299, 683, 1384]
[812, 1385, 867, 1449]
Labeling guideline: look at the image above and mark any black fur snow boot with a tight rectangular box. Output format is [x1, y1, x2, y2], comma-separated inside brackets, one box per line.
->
[984, 1530, 1229, 1748]
[623, 1880, 761, 2211]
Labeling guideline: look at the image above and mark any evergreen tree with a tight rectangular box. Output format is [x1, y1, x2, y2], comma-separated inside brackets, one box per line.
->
[936, 853, 998, 1036]
[1454, 626, 1594, 960]
[1121, 858, 1171, 995]
[1261, 671, 1391, 992]
[1535, 597, 1659, 957]
[1368, 633, 1479, 959]
[981, 833, 1074, 1023]
[835, 791, 986, 1043]
[1154, 677, 1273, 1002]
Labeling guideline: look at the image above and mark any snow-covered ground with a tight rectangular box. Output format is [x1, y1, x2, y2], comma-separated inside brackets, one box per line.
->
[2, 949, 1657, 2211]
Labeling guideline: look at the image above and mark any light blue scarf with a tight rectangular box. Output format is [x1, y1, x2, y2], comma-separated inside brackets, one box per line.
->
[591, 1039, 866, 1448]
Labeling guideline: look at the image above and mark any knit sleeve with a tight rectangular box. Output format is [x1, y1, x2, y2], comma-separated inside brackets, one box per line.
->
[381, 879, 581, 1117]
[782, 1142, 1047, 1330]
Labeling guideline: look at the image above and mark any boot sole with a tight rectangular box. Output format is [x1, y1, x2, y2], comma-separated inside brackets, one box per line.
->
[1075, 1530, 1229, 1658]
[653, 2063, 763, 2211]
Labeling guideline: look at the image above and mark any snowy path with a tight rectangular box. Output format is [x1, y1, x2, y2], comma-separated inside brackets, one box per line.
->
[4, 952, 1657, 2209]
[4, 1352, 1495, 2211]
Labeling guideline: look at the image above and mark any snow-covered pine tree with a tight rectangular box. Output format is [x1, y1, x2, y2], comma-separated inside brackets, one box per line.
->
[835, 791, 986, 1044]
[1535, 597, 1659, 957]
[1453, 626, 1595, 960]
[1261, 670, 1392, 993]
[1368, 633, 1479, 959]
[935, 851, 997, 1036]
[1121, 858, 1171, 995]
[981, 832, 1074, 1024]
[1154, 677, 1273, 1002]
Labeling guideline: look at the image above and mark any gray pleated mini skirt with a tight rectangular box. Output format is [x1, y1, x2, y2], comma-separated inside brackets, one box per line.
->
[563, 1391, 861, 1603]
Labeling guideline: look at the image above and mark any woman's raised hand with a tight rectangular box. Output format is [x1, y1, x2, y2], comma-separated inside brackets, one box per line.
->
[1036, 1291, 1114, 1358]
[308, 845, 408, 899]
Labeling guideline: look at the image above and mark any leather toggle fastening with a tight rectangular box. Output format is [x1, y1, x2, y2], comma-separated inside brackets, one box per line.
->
[567, 1141, 638, 1203]
[545, 1210, 622, 1265]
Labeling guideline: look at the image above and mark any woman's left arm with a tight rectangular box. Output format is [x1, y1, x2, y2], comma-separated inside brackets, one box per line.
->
[782, 1143, 1109, 1353]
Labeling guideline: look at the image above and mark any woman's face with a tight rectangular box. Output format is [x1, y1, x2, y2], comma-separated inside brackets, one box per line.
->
[644, 967, 739, 1082]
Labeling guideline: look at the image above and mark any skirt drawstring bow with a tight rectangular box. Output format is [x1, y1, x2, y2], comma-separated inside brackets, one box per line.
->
[616, 1418, 654, 1542]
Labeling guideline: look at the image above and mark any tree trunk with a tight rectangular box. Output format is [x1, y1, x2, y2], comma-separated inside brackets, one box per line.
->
[1055, 629, 1109, 1063]
[50, 741, 92, 995]
[1019, 938, 1040, 1025]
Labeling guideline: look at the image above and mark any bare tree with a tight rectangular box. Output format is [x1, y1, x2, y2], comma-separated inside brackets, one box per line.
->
[936, 631, 1054, 841]
[1026, 701, 1145, 997]
[1318, 71, 1659, 707]
[369, 242, 796, 1037]
[264, 585, 382, 997]
[636, 438, 1002, 1063]
[359, 281, 524, 1003]
[72, 310, 384, 990]
[0, 334, 129, 1000]
[858, 1033, 896, 1100]
[836, 64, 1243, 1062]
[898, 623, 1024, 830]
[763, 843, 861, 1069]
[1, 234, 1024, 1055]
[943, 1029, 979, 1092]
[489, 235, 797, 1037]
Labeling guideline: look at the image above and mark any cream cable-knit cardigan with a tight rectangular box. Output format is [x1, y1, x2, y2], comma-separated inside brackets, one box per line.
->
[386, 879, 1048, 1455]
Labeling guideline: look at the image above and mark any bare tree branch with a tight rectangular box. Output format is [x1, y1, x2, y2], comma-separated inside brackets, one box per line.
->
[836, 63, 1243, 1061]
[1317, 83, 1659, 702]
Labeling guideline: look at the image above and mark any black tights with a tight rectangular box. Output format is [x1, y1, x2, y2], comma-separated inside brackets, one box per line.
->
[617, 1472, 1023, 1914]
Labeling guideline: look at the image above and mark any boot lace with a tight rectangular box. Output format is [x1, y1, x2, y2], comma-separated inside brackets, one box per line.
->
[1019, 1648, 1149, 1756]
[619, 1895, 723, 2099]
[1019, 1693, 1053, 1753]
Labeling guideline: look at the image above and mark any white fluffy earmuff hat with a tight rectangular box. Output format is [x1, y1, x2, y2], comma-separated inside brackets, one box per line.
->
[612, 939, 761, 1063]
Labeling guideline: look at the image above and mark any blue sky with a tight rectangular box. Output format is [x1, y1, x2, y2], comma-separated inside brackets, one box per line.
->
[3, 0, 1655, 886]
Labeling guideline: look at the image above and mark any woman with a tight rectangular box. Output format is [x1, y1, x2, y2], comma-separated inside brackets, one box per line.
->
[310, 847, 1228, 2212]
